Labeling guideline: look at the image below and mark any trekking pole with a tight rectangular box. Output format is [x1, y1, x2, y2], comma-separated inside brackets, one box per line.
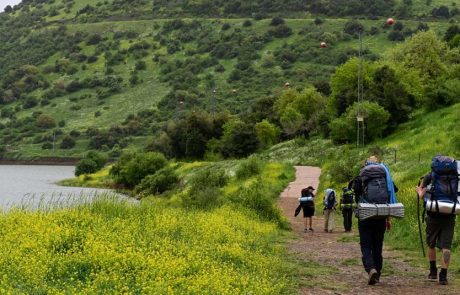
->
[417, 178, 426, 257]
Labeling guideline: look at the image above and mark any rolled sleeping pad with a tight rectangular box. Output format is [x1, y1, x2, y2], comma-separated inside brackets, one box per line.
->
[425, 200, 460, 215]
[357, 203, 405, 220]
[299, 196, 314, 203]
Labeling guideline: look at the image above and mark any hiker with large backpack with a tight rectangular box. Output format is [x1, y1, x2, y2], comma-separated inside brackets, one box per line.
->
[297, 186, 316, 232]
[340, 187, 354, 232]
[323, 188, 337, 233]
[416, 155, 459, 285]
[352, 156, 399, 285]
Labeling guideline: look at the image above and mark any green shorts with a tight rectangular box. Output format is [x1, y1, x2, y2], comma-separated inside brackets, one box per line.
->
[426, 215, 456, 250]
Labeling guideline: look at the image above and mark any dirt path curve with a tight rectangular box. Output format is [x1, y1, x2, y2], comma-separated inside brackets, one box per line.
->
[279, 166, 457, 295]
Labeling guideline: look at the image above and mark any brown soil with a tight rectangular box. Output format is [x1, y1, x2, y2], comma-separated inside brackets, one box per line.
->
[279, 166, 458, 295]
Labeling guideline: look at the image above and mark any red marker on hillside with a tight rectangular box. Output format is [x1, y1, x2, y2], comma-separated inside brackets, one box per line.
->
[320, 42, 327, 48]
[386, 18, 395, 25]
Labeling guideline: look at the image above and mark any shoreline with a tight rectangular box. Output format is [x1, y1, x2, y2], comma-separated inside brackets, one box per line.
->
[0, 157, 80, 166]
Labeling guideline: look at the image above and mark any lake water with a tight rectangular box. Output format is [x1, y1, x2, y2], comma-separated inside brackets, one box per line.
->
[0, 165, 115, 209]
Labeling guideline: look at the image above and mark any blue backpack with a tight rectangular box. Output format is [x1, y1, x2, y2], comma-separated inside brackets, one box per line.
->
[324, 189, 336, 209]
[430, 156, 458, 207]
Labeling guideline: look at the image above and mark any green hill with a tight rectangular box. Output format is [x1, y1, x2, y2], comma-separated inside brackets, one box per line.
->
[0, 0, 459, 159]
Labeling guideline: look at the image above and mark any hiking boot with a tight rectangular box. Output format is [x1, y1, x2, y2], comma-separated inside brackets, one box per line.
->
[439, 269, 448, 285]
[309, 228, 314, 232]
[324, 229, 328, 232]
[427, 269, 437, 282]
[368, 269, 378, 285]
[439, 276, 448, 285]
[328, 230, 333, 233]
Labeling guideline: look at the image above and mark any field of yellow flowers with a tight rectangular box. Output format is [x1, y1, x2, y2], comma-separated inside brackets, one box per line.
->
[0, 160, 296, 294]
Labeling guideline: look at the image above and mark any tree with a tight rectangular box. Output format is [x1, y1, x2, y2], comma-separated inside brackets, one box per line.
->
[369, 65, 416, 127]
[255, 120, 280, 148]
[110, 152, 168, 187]
[329, 58, 375, 116]
[386, 31, 450, 82]
[275, 87, 327, 137]
[329, 101, 390, 144]
[220, 119, 259, 158]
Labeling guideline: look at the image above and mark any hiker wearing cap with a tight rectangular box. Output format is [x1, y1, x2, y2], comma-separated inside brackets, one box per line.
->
[416, 155, 459, 285]
[298, 186, 315, 232]
[353, 156, 398, 285]
[323, 188, 337, 233]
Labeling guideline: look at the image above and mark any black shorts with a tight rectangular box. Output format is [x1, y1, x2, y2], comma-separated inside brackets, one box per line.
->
[302, 206, 315, 218]
[426, 215, 456, 250]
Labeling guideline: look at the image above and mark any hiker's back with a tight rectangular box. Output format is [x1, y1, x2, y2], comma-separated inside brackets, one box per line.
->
[300, 188, 314, 207]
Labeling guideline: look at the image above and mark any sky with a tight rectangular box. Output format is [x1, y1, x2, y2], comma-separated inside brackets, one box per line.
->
[0, 0, 21, 10]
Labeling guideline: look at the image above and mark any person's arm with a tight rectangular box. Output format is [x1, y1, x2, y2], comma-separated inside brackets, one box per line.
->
[386, 217, 392, 230]
[416, 173, 431, 199]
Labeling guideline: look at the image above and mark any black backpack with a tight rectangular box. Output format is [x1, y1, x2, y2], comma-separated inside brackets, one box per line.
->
[342, 188, 354, 204]
[300, 188, 314, 207]
[359, 164, 389, 204]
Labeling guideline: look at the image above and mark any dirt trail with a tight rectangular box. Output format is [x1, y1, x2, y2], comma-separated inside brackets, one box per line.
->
[279, 166, 457, 295]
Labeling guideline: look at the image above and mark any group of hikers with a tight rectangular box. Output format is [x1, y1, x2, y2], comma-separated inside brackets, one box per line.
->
[296, 155, 459, 286]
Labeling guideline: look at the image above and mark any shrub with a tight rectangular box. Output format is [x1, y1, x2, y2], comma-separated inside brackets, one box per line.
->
[135, 60, 147, 71]
[60, 135, 76, 149]
[75, 159, 98, 176]
[36, 114, 56, 129]
[110, 152, 168, 187]
[185, 167, 228, 209]
[235, 156, 263, 180]
[243, 20, 252, 27]
[270, 17, 285, 26]
[41, 142, 53, 150]
[267, 25, 292, 38]
[23, 96, 38, 109]
[86, 151, 108, 170]
[134, 167, 179, 196]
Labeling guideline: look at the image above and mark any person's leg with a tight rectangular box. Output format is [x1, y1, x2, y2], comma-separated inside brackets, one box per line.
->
[358, 220, 374, 273]
[371, 219, 387, 277]
[324, 210, 329, 232]
[308, 217, 313, 230]
[328, 209, 334, 232]
[441, 249, 451, 269]
[438, 216, 455, 284]
[344, 209, 352, 231]
[426, 215, 440, 281]
[348, 209, 353, 231]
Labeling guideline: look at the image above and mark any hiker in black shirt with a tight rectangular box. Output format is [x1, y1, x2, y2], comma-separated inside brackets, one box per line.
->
[417, 172, 456, 285]
[352, 156, 397, 285]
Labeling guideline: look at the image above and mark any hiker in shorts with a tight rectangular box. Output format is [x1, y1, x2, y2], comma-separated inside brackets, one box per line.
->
[323, 188, 337, 233]
[353, 156, 397, 285]
[416, 155, 458, 285]
[340, 187, 354, 232]
[299, 186, 315, 232]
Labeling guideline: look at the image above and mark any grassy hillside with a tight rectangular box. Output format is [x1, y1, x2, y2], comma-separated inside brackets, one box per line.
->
[0, 0, 458, 159]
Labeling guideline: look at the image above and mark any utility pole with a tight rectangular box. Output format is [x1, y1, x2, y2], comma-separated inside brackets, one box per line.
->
[210, 89, 216, 115]
[356, 30, 365, 148]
